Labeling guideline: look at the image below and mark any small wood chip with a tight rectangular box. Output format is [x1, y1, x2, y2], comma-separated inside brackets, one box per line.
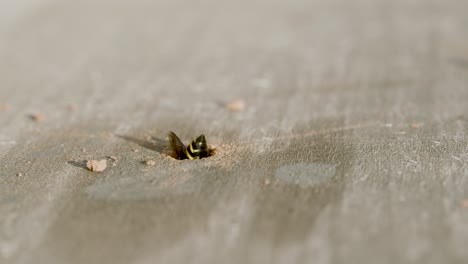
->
[0, 103, 11, 112]
[132, 149, 139, 153]
[30, 112, 46, 122]
[86, 160, 107, 172]
[66, 103, 78, 112]
[106, 156, 118, 161]
[225, 99, 246, 112]
[411, 122, 423, 129]
[16, 173, 23, 177]
[145, 160, 156, 166]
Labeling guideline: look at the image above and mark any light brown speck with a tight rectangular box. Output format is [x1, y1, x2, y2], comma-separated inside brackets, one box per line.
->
[411, 122, 423, 129]
[462, 200, 468, 208]
[225, 99, 246, 112]
[30, 112, 46, 122]
[0, 103, 11, 112]
[66, 103, 78, 112]
[145, 160, 156, 166]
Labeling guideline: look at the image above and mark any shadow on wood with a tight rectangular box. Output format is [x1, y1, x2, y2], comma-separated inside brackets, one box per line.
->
[117, 135, 167, 154]
[68, 160, 89, 171]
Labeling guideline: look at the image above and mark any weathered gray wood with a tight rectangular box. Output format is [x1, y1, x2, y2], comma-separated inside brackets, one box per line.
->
[1, 0, 468, 263]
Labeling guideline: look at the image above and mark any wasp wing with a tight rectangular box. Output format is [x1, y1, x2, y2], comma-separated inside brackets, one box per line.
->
[168, 131, 188, 160]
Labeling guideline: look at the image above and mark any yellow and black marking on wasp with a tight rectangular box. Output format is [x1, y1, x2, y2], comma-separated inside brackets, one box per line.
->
[168, 131, 214, 160]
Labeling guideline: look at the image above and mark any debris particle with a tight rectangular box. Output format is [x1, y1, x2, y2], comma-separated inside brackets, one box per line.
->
[66, 103, 78, 112]
[86, 160, 107, 172]
[225, 99, 246, 112]
[462, 200, 468, 208]
[264, 179, 271, 185]
[0, 103, 11, 112]
[106, 156, 118, 161]
[410, 122, 423, 129]
[451, 155, 461, 161]
[145, 160, 156, 166]
[16, 173, 23, 176]
[81, 148, 87, 153]
[29, 112, 46, 122]
[132, 149, 139, 153]
[383, 123, 393, 128]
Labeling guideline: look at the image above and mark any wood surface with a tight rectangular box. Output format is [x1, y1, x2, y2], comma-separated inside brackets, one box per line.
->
[1, 0, 468, 263]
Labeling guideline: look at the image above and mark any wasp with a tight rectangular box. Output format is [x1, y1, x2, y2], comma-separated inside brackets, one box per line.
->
[168, 131, 213, 160]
